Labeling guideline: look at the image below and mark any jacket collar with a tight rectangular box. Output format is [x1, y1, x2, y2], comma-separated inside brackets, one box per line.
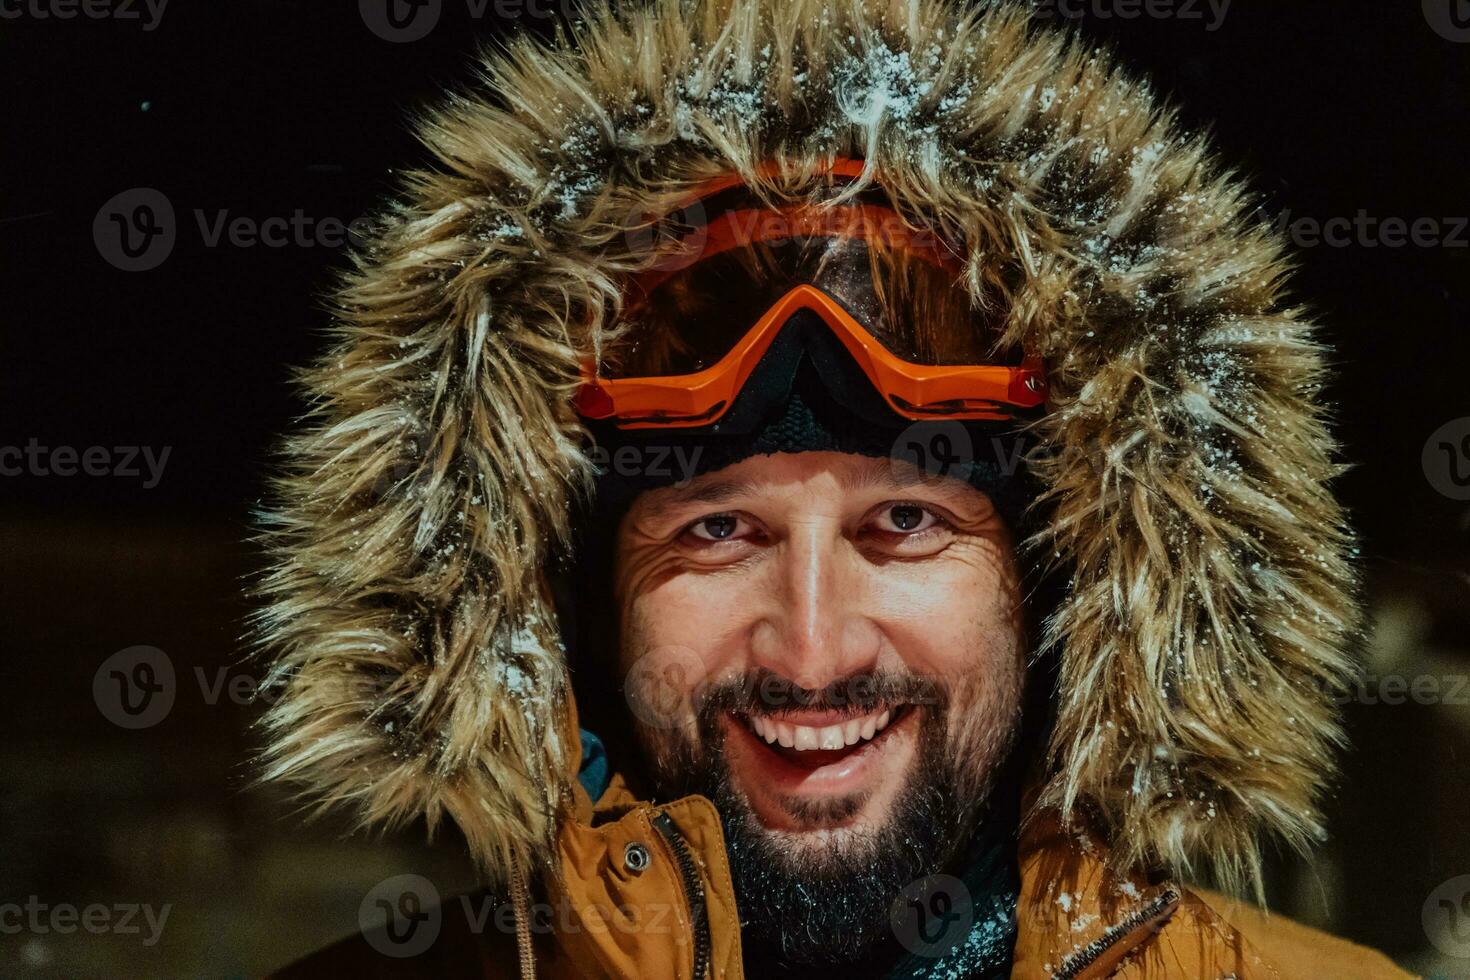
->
[1009, 813, 1180, 980]
[556, 722, 1183, 980]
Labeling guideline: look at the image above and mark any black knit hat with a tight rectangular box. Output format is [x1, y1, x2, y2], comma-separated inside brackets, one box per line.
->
[582, 309, 1040, 536]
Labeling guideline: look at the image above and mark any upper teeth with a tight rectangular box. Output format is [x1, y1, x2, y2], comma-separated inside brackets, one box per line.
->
[746, 709, 894, 749]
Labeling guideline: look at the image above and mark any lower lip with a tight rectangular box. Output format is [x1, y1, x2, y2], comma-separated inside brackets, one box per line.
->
[721, 708, 916, 802]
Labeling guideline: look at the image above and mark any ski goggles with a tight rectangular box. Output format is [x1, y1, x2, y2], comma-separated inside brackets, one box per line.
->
[575, 162, 1047, 429]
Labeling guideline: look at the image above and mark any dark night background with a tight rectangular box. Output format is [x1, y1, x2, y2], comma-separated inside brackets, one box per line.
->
[1, 2, 1468, 976]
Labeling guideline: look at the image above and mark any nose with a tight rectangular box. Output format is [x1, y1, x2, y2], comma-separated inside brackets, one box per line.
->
[748, 520, 882, 689]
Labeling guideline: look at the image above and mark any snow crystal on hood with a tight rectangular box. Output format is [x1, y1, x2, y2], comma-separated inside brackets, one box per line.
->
[493, 615, 567, 743]
[494, 615, 555, 698]
[540, 119, 608, 223]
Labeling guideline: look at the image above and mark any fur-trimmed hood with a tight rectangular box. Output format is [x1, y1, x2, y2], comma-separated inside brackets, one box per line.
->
[255, 0, 1358, 895]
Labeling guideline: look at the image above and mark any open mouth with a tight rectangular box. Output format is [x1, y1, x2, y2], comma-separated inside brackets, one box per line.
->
[721, 700, 922, 824]
[734, 703, 913, 770]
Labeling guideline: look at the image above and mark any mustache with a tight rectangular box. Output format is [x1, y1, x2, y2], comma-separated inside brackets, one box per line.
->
[696, 667, 947, 719]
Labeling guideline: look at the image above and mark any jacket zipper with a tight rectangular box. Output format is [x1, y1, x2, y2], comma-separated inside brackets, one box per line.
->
[652, 810, 712, 980]
[1050, 887, 1180, 980]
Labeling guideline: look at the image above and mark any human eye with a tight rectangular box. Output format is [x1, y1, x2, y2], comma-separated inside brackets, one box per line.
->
[682, 513, 754, 543]
[858, 501, 957, 557]
[870, 503, 942, 535]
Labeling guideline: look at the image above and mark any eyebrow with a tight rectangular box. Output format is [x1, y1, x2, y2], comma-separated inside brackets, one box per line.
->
[834, 461, 934, 493]
[651, 477, 761, 510]
[648, 460, 964, 514]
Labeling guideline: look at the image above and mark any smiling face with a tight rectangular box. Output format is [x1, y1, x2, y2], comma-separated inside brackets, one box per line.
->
[613, 450, 1027, 963]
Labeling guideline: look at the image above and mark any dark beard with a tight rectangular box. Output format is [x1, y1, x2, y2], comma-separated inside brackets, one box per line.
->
[644, 672, 1005, 972]
[715, 728, 966, 971]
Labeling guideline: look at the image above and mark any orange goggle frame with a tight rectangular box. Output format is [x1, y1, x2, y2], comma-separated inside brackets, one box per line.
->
[574, 162, 1047, 429]
[575, 284, 1045, 427]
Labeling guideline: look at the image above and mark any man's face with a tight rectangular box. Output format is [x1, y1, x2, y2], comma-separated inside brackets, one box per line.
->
[614, 451, 1027, 963]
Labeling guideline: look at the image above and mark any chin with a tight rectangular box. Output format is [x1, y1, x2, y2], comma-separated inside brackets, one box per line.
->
[746, 820, 881, 863]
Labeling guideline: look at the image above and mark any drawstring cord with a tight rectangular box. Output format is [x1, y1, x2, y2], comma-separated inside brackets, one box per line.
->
[509, 854, 536, 980]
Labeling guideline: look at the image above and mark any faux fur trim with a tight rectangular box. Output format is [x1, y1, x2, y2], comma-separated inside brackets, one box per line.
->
[254, 0, 1358, 894]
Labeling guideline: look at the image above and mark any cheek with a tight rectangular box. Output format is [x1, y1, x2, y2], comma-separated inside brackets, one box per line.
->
[619, 567, 759, 696]
[865, 545, 1024, 682]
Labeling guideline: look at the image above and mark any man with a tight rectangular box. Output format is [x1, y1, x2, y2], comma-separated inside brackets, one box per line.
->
[258, 0, 1410, 976]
